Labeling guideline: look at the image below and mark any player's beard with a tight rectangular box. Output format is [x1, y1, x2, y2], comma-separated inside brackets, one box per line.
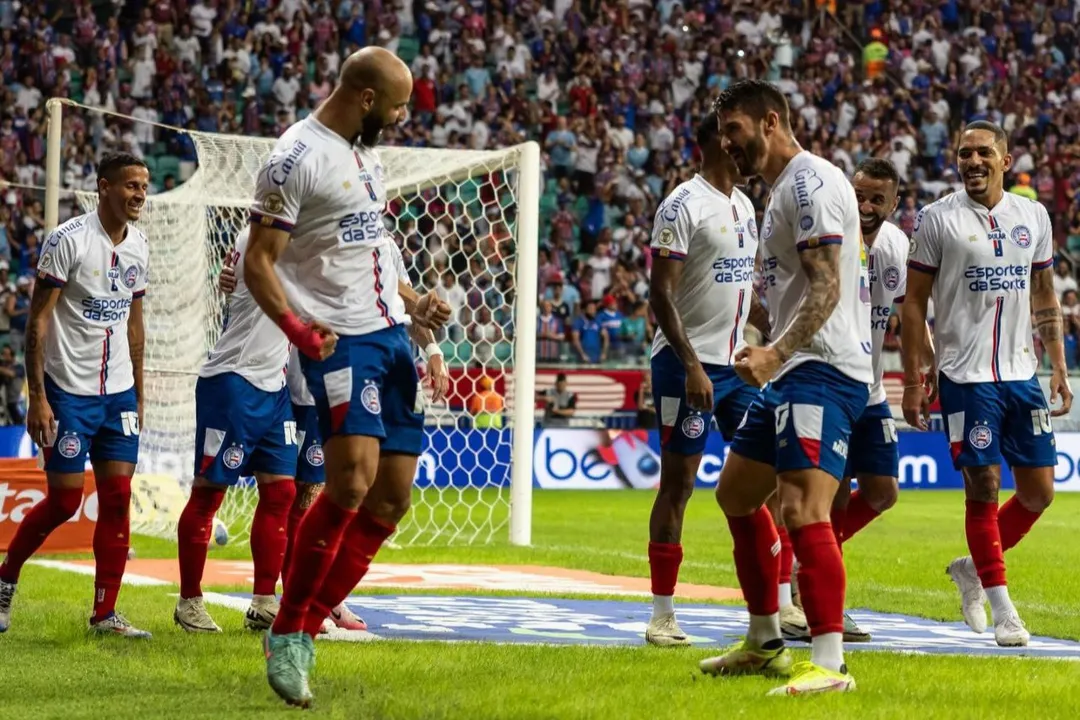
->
[860, 213, 886, 238]
[729, 133, 766, 178]
[357, 113, 385, 148]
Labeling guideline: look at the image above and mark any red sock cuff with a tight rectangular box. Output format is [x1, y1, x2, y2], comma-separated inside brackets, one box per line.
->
[647, 542, 683, 597]
[259, 480, 297, 507]
[998, 496, 1043, 552]
[356, 507, 396, 541]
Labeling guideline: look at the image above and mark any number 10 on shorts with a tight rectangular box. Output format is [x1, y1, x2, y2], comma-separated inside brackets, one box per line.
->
[121, 411, 140, 436]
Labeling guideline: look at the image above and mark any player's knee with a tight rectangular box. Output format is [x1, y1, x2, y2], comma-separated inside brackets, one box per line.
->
[364, 493, 411, 525]
[962, 466, 1001, 502]
[1017, 485, 1054, 513]
[865, 477, 899, 512]
[658, 470, 695, 509]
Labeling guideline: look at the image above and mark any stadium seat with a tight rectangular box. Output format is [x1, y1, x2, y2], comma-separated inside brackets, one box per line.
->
[397, 37, 420, 65]
[156, 155, 181, 180]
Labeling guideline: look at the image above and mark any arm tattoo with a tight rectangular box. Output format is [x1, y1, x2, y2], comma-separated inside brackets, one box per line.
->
[747, 292, 771, 341]
[1031, 267, 1064, 346]
[25, 289, 55, 397]
[770, 244, 841, 362]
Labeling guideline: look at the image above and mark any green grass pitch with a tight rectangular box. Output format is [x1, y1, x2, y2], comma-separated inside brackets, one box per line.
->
[3, 490, 1079, 719]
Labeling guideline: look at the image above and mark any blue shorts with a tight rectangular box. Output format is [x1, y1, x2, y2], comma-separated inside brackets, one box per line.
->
[730, 362, 869, 481]
[193, 373, 296, 486]
[300, 325, 424, 456]
[44, 375, 140, 473]
[843, 401, 899, 479]
[938, 374, 1055, 469]
[651, 347, 757, 456]
[292, 403, 325, 485]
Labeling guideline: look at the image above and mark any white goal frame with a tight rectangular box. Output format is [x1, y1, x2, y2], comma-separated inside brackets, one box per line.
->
[42, 98, 538, 547]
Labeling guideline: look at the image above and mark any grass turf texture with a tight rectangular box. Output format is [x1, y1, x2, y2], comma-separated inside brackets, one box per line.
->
[3, 490, 1080, 719]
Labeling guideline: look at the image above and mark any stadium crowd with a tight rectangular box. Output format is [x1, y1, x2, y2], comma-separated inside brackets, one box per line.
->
[2, 0, 1080, 378]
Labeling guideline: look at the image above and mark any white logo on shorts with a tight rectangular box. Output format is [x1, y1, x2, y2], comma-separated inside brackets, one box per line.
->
[361, 382, 381, 414]
[305, 444, 325, 467]
[57, 433, 81, 459]
[222, 445, 245, 469]
[968, 425, 993, 450]
[681, 415, 705, 439]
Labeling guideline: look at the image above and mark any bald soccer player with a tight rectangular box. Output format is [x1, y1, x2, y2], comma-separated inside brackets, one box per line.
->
[243, 48, 451, 706]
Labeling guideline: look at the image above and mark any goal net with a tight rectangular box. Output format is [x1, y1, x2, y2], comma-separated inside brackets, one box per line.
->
[45, 99, 538, 547]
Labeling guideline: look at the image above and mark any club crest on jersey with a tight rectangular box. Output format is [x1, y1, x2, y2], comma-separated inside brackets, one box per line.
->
[57, 433, 81, 459]
[761, 211, 774, 239]
[263, 192, 285, 214]
[222, 445, 245, 470]
[658, 228, 674, 246]
[361, 381, 381, 414]
[305, 444, 325, 467]
[799, 215, 814, 232]
[746, 217, 757, 241]
[681, 414, 705, 439]
[969, 425, 993, 450]
[1010, 225, 1032, 249]
[883, 265, 901, 290]
[123, 266, 139, 289]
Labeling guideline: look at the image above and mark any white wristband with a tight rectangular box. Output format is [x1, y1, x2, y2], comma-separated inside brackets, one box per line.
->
[423, 342, 443, 361]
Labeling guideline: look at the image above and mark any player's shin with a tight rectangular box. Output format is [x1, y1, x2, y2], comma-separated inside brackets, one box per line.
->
[648, 456, 695, 619]
[725, 506, 782, 645]
[272, 492, 357, 635]
[781, 472, 846, 673]
[302, 507, 395, 637]
[1001, 467, 1053, 552]
[251, 479, 297, 597]
[92, 475, 133, 622]
[177, 485, 227, 599]
[283, 482, 321, 582]
[0, 484, 83, 583]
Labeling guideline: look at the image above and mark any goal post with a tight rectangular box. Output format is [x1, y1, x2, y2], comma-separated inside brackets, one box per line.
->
[43, 98, 538, 547]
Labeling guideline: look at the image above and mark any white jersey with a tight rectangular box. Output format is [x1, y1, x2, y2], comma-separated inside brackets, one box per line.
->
[866, 221, 909, 405]
[36, 211, 149, 396]
[649, 175, 758, 365]
[758, 151, 873, 384]
[909, 190, 1053, 384]
[286, 237, 413, 408]
[250, 116, 406, 336]
[200, 227, 288, 392]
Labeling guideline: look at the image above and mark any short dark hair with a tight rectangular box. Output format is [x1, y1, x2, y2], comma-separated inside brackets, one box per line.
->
[962, 121, 1007, 147]
[855, 158, 900, 187]
[696, 114, 720, 150]
[556, 372, 567, 383]
[96, 152, 148, 184]
[712, 79, 790, 128]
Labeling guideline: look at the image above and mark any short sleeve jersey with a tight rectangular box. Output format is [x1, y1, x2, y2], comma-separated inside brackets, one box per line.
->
[36, 211, 150, 396]
[249, 116, 406, 336]
[649, 175, 759, 366]
[758, 151, 873, 384]
[866, 221, 909, 405]
[908, 190, 1053, 383]
[200, 227, 288, 392]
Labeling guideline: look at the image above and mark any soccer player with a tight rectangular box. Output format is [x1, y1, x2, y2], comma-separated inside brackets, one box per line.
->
[645, 115, 773, 646]
[701, 80, 871, 695]
[830, 158, 913, 642]
[902, 121, 1071, 647]
[173, 225, 301, 634]
[243, 48, 450, 706]
[0, 152, 151, 637]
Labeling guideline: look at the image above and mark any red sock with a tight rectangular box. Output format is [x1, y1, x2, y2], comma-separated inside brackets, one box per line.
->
[272, 493, 356, 635]
[176, 486, 226, 599]
[726, 507, 780, 616]
[830, 506, 846, 548]
[647, 542, 683, 597]
[966, 499, 1006, 588]
[250, 481, 297, 596]
[92, 476, 132, 622]
[790, 522, 845, 636]
[777, 527, 793, 585]
[998, 496, 1042, 552]
[842, 491, 881, 542]
[0, 487, 83, 583]
[302, 508, 395, 637]
[282, 497, 309, 584]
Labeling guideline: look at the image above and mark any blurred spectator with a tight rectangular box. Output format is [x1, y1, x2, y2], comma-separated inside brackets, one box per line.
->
[0, 344, 23, 425]
[571, 299, 606, 364]
[539, 372, 576, 428]
[468, 375, 505, 429]
[537, 299, 565, 363]
[636, 370, 656, 429]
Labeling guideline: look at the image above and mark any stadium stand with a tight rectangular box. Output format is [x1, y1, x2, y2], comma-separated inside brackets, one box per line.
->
[2, 0, 1080, 419]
